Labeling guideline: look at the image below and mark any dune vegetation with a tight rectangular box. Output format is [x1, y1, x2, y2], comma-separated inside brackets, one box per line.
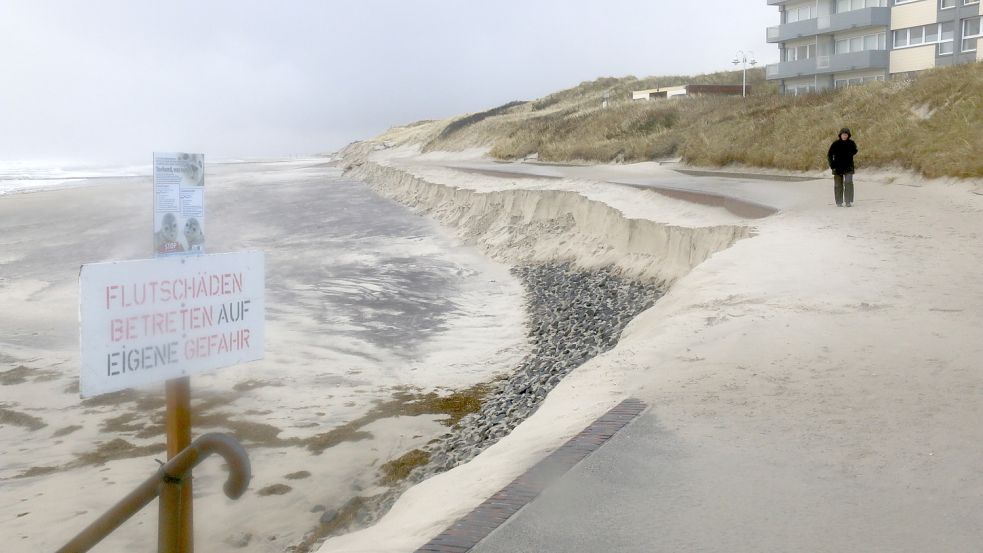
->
[377, 63, 983, 179]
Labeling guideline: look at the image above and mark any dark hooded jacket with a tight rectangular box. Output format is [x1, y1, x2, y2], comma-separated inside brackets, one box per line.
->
[827, 128, 858, 175]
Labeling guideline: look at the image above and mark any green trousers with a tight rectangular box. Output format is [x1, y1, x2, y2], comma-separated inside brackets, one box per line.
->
[834, 173, 854, 205]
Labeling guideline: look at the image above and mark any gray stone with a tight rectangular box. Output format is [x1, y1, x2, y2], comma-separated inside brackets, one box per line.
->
[350, 262, 661, 533]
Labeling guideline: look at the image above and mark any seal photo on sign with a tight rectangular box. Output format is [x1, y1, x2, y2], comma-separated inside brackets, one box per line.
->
[178, 153, 204, 187]
[184, 217, 205, 252]
[155, 213, 185, 254]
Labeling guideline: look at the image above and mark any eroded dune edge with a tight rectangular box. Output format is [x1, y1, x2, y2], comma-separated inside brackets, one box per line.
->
[304, 143, 752, 551]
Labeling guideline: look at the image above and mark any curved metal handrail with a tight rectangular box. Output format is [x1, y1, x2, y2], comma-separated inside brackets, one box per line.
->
[56, 433, 250, 553]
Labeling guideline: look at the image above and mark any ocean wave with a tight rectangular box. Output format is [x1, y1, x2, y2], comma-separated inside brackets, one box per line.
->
[0, 160, 151, 195]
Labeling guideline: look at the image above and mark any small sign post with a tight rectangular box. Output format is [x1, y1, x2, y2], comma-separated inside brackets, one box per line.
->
[79, 252, 265, 551]
[78, 154, 263, 552]
[155, 151, 204, 552]
[164, 377, 193, 552]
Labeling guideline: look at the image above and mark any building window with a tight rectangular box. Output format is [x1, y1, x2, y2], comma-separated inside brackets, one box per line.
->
[894, 29, 909, 47]
[787, 85, 815, 96]
[964, 0, 980, 5]
[910, 27, 925, 45]
[895, 23, 956, 51]
[941, 0, 956, 8]
[786, 4, 817, 23]
[837, 31, 887, 53]
[963, 17, 981, 52]
[839, 0, 887, 11]
[939, 21, 956, 54]
[785, 43, 818, 62]
[834, 75, 886, 89]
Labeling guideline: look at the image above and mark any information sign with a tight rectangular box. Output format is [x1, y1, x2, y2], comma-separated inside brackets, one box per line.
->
[79, 251, 264, 397]
[154, 152, 206, 256]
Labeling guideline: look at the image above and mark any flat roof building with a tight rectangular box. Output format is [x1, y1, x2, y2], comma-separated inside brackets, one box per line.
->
[631, 84, 750, 100]
[631, 86, 689, 100]
[766, 0, 982, 94]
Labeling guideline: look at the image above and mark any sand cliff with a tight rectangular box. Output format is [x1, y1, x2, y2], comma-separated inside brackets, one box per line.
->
[342, 143, 751, 286]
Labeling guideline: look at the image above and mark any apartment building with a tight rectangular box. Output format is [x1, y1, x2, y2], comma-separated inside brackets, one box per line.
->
[891, 0, 982, 76]
[766, 0, 983, 94]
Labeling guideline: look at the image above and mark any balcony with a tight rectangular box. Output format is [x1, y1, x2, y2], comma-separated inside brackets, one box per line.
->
[765, 50, 890, 80]
[767, 19, 819, 42]
[766, 7, 891, 43]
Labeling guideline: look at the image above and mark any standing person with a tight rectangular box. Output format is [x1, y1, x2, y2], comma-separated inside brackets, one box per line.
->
[827, 128, 858, 207]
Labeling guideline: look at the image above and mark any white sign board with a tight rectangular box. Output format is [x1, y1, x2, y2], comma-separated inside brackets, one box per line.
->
[79, 252, 265, 398]
[154, 152, 205, 256]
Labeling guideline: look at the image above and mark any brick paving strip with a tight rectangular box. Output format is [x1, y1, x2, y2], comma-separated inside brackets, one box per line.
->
[414, 398, 648, 553]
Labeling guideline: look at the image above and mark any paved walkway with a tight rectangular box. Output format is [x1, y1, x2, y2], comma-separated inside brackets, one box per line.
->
[474, 406, 983, 553]
[414, 400, 647, 553]
[469, 412, 666, 553]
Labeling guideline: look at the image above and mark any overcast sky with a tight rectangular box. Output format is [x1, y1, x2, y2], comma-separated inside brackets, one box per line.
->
[0, 1, 775, 164]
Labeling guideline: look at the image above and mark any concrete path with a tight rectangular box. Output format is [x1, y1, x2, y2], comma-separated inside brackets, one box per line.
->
[413, 400, 647, 553]
[468, 412, 691, 553]
[471, 408, 982, 553]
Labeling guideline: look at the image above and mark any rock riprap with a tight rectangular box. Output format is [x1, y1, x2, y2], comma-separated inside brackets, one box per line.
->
[419, 263, 661, 475]
[328, 263, 662, 534]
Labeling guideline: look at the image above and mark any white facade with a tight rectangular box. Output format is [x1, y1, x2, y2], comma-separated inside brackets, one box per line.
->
[631, 86, 689, 100]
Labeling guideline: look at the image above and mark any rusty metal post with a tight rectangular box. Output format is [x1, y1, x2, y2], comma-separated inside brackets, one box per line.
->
[164, 376, 193, 553]
[158, 472, 183, 553]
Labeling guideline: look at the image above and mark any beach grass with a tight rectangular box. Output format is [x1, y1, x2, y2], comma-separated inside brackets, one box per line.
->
[384, 63, 983, 179]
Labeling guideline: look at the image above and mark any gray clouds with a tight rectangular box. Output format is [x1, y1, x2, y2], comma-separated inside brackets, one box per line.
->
[0, 1, 773, 163]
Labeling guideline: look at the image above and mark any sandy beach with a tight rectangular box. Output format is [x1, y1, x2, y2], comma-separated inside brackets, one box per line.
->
[0, 159, 528, 552]
[318, 144, 983, 552]
[11, 2, 983, 551]
[4, 149, 982, 552]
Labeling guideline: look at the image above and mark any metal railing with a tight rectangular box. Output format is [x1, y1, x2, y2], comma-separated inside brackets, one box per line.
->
[56, 433, 250, 553]
[765, 7, 890, 43]
[765, 50, 889, 80]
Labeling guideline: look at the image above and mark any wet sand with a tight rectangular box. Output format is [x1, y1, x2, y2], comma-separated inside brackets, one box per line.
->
[0, 159, 527, 552]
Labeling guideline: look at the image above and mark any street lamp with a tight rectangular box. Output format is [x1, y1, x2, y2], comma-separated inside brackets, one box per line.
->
[732, 51, 758, 98]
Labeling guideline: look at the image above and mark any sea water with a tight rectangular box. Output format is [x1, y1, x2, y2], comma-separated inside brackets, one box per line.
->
[0, 159, 149, 195]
